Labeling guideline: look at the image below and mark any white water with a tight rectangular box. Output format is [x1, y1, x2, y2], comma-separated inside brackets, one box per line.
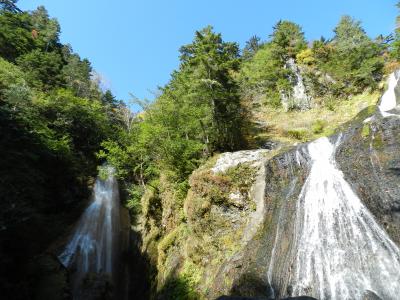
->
[282, 58, 310, 111]
[290, 137, 400, 300]
[379, 72, 399, 117]
[59, 166, 120, 275]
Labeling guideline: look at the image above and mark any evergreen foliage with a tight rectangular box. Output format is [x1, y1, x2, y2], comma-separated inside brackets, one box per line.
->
[1, 1, 400, 298]
[0, 4, 125, 298]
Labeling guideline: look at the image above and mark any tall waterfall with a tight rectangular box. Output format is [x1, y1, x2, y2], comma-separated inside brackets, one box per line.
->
[288, 137, 400, 300]
[59, 166, 121, 292]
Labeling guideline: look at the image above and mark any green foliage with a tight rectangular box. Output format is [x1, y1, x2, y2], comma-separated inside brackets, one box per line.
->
[43, 89, 109, 152]
[242, 35, 262, 61]
[125, 184, 143, 216]
[270, 20, 307, 60]
[29, 6, 60, 51]
[0, 0, 20, 12]
[0, 3, 395, 298]
[333, 16, 370, 51]
[361, 123, 370, 138]
[157, 275, 200, 300]
[102, 26, 249, 202]
[239, 43, 290, 105]
[178, 26, 246, 151]
[61, 48, 93, 95]
[0, 11, 34, 61]
[16, 49, 64, 90]
[238, 21, 306, 106]
[0, 6, 124, 298]
[311, 119, 326, 134]
[391, 1, 400, 60]
[296, 48, 315, 66]
[286, 128, 308, 141]
[0, 56, 26, 89]
[312, 16, 384, 96]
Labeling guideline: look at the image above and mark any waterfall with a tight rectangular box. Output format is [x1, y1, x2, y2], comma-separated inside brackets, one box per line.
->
[281, 58, 311, 111]
[59, 166, 121, 291]
[379, 71, 399, 117]
[287, 137, 400, 300]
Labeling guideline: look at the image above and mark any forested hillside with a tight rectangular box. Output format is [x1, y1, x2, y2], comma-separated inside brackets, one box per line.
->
[1, 0, 400, 299]
[0, 1, 126, 298]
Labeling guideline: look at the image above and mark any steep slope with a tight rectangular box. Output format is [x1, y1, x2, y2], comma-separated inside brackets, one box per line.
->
[150, 74, 400, 300]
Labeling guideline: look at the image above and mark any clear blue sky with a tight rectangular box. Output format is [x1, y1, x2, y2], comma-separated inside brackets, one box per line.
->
[20, 0, 398, 107]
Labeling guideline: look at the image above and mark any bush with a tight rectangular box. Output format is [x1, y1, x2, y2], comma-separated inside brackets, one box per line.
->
[286, 128, 308, 141]
[311, 119, 326, 134]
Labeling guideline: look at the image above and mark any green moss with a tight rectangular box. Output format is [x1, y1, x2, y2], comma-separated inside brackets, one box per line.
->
[361, 124, 370, 138]
[225, 163, 257, 192]
[157, 276, 202, 300]
[250, 201, 257, 211]
[158, 224, 187, 265]
[157, 259, 205, 300]
[189, 162, 257, 209]
[372, 133, 384, 149]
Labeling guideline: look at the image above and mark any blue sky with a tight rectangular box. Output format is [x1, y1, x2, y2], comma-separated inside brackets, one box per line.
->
[20, 0, 398, 107]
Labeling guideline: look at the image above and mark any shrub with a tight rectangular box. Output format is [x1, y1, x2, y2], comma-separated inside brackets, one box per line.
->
[311, 119, 326, 134]
[286, 128, 308, 141]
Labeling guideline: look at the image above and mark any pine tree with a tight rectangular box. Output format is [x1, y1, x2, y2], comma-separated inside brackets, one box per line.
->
[391, 1, 400, 60]
[270, 20, 307, 60]
[0, 0, 20, 12]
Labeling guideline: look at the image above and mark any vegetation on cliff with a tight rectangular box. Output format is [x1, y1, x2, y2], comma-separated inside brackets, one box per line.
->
[2, 0, 400, 299]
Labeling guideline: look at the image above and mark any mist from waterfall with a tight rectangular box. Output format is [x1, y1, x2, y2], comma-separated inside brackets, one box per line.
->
[288, 137, 400, 300]
[59, 166, 121, 283]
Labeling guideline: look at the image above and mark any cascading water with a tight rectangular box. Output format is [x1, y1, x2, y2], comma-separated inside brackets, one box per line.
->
[379, 71, 399, 117]
[287, 136, 400, 300]
[59, 166, 122, 298]
[281, 58, 311, 111]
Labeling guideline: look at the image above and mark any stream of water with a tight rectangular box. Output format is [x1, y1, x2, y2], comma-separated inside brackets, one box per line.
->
[289, 137, 400, 300]
[59, 166, 123, 298]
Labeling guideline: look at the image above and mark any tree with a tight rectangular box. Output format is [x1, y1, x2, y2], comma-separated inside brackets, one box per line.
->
[0, 11, 34, 61]
[179, 26, 245, 151]
[0, 0, 20, 13]
[239, 43, 290, 105]
[61, 45, 94, 97]
[270, 20, 307, 60]
[242, 35, 262, 61]
[16, 49, 64, 90]
[333, 15, 370, 52]
[331, 16, 383, 92]
[30, 6, 60, 51]
[391, 1, 400, 60]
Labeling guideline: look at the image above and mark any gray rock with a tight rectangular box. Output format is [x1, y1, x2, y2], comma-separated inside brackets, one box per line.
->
[362, 290, 383, 300]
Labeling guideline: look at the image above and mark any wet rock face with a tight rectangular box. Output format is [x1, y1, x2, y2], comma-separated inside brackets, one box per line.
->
[209, 147, 311, 299]
[209, 114, 400, 299]
[336, 116, 400, 244]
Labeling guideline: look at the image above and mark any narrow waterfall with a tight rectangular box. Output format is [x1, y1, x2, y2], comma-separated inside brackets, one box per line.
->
[287, 137, 400, 299]
[379, 71, 399, 117]
[59, 166, 123, 297]
[281, 58, 311, 111]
